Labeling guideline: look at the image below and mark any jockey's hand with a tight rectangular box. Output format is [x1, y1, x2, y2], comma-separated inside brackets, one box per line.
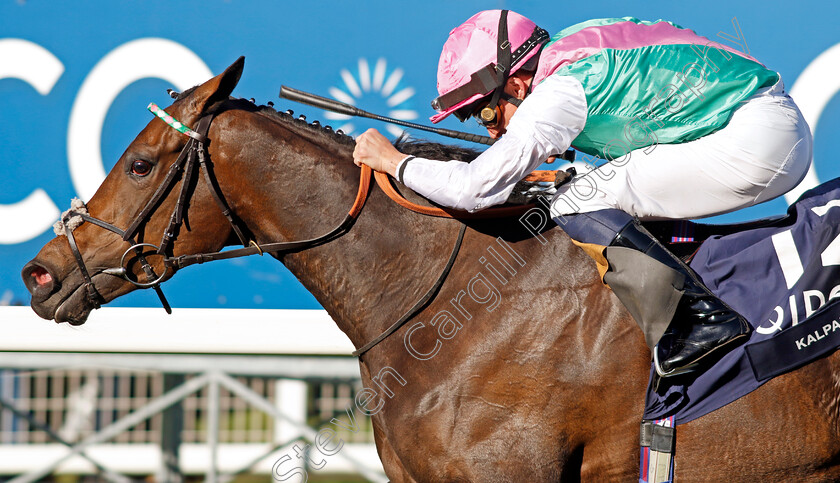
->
[353, 128, 405, 176]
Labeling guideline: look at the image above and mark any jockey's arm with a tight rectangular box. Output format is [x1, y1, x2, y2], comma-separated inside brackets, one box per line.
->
[355, 75, 587, 212]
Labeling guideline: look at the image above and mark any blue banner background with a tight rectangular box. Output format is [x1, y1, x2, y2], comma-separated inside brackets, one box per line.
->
[2, 0, 838, 310]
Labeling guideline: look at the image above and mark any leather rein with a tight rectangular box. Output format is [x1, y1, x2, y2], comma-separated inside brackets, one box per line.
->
[60, 105, 553, 358]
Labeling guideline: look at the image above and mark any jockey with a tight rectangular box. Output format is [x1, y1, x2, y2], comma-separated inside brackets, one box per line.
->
[352, 10, 813, 377]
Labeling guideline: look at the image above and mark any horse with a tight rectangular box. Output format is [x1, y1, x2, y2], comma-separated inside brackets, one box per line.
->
[21, 58, 840, 481]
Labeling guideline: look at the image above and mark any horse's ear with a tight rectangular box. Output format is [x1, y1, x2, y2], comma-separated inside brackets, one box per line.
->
[189, 56, 245, 115]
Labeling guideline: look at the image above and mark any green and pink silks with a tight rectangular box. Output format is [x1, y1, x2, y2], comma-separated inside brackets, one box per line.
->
[534, 17, 779, 160]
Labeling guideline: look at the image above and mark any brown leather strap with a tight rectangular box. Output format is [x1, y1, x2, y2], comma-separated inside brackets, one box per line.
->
[372, 169, 558, 219]
[349, 164, 373, 217]
[351, 166, 558, 358]
[123, 137, 195, 241]
[195, 118, 251, 247]
[353, 223, 467, 359]
[160, 135, 200, 254]
[63, 215, 101, 309]
[523, 170, 558, 183]
[167, 166, 375, 270]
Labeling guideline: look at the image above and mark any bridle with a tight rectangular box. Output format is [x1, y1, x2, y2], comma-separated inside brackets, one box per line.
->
[60, 103, 372, 316]
[59, 108, 221, 313]
[58, 101, 548, 358]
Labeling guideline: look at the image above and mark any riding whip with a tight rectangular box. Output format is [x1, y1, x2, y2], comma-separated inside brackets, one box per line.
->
[279, 85, 497, 146]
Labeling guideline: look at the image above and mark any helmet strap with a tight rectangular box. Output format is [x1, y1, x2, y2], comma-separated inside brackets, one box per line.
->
[502, 92, 522, 107]
[486, 10, 512, 115]
[526, 44, 546, 95]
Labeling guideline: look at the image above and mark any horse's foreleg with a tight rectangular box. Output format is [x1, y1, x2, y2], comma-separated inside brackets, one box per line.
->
[358, 361, 417, 482]
[371, 420, 417, 483]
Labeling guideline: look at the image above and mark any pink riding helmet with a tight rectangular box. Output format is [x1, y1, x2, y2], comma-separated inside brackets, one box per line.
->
[430, 10, 549, 123]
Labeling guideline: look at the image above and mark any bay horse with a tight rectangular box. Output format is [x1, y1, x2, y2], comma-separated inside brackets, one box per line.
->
[21, 58, 840, 481]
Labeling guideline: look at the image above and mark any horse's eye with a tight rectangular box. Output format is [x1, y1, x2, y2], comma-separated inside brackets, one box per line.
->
[131, 160, 152, 176]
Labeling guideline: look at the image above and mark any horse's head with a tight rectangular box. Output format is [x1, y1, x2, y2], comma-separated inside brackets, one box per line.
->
[22, 58, 246, 325]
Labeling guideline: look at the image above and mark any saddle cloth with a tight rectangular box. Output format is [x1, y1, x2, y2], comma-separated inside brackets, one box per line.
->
[645, 177, 840, 424]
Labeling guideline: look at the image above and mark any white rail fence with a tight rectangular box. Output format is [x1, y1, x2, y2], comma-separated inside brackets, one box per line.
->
[0, 306, 386, 482]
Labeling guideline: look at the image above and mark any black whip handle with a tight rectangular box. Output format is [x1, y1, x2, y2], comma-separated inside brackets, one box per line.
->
[280, 85, 496, 146]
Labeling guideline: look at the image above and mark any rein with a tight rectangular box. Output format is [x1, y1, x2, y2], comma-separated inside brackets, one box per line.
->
[61, 103, 556, 358]
[372, 169, 557, 219]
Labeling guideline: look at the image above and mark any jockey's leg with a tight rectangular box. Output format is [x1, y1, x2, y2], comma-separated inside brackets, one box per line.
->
[556, 209, 750, 376]
[550, 81, 812, 376]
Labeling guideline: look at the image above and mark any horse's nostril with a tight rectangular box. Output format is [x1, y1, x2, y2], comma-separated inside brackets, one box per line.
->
[22, 261, 58, 300]
[31, 266, 53, 286]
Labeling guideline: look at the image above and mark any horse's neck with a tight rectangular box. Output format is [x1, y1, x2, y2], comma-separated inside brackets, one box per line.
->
[211, 109, 638, 371]
[211, 111, 466, 347]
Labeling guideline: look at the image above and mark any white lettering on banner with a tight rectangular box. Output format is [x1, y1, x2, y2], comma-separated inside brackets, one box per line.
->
[762, 194, 840, 333]
[68, 38, 212, 202]
[795, 319, 840, 350]
[787, 42, 840, 203]
[810, 199, 840, 217]
[761, 306, 785, 334]
[757, 285, 840, 334]
[771, 230, 805, 289]
[822, 231, 840, 267]
[767, 201, 840, 311]
[0, 39, 63, 95]
[0, 39, 63, 244]
[805, 289, 826, 319]
[0, 37, 210, 245]
[2, 41, 840, 245]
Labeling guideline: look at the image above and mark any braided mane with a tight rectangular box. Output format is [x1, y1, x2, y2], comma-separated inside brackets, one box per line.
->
[170, 88, 484, 161]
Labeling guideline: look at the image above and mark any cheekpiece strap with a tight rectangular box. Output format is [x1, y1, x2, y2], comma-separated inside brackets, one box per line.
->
[147, 103, 207, 142]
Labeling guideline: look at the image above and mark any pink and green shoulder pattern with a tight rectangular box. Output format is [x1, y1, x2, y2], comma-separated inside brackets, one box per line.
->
[534, 17, 780, 160]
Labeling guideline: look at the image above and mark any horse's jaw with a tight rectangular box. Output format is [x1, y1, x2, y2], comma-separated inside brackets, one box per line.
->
[51, 284, 96, 325]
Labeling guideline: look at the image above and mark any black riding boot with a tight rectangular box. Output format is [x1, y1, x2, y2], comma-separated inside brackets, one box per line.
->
[608, 221, 752, 377]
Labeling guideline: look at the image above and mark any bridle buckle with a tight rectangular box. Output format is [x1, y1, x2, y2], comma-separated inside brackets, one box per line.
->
[108, 243, 169, 288]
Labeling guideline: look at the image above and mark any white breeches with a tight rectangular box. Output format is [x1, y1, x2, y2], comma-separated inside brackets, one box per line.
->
[551, 81, 814, 220]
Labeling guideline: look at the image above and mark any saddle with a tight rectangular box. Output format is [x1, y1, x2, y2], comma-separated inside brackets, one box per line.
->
[642, 215, 791, 260]
[642, 178, 840, 424]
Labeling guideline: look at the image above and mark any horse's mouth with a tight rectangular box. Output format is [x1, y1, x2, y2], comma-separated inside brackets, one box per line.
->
[53, 286, 96, 325]
[33, 272, 119, 325]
